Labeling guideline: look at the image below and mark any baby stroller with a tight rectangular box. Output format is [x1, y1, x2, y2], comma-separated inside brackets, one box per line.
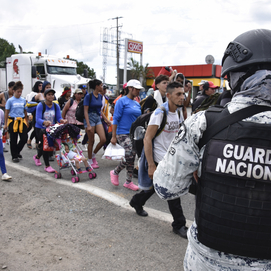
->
[48, 123, 97, 183]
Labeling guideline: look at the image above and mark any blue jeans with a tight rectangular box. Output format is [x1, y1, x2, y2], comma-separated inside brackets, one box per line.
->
[84, 112, 102, 127]
[0, 138, 7, 174]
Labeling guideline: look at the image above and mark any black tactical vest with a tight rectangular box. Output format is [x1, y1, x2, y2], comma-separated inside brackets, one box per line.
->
[196, 108, 271, 259]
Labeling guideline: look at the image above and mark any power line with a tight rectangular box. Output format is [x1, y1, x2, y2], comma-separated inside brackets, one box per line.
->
[0, 19, 107, 30]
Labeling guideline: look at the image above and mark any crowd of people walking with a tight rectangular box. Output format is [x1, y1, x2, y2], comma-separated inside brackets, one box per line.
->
[2, 29, 271, 270]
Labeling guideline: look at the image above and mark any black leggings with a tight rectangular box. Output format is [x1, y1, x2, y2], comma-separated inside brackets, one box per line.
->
[36, 128, 50, 167]
[27, 121, 37, 141]
[131, 160, 186, 230]
[8, 121, 28, 159]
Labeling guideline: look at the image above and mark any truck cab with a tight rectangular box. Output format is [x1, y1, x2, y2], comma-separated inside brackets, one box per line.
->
[2, 53, 90, 98]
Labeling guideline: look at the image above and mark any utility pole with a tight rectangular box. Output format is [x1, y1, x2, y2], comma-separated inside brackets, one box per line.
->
[102, 28, 108, 83]
[111, 16, 123, 94]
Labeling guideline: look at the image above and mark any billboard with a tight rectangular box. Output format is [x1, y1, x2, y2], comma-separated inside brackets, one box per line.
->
[127, 40, 143, 54]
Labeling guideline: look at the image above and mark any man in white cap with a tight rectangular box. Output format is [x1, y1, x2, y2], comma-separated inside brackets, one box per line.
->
[198, 80, 208, 94]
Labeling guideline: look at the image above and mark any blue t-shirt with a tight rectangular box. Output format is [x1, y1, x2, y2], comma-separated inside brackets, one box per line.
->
[83, 93, 103, 115]
[35, 102, 62, 129]
[113, 96, 141, 135]
[5, 96, 26, 118]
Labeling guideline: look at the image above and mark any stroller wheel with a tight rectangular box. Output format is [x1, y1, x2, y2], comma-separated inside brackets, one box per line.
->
[54, 173, 62, 179]
[71, 177, 76, 183]
[71, 170, 75, 175]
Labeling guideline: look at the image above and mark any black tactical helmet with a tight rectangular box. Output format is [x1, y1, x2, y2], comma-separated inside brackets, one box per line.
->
[221, 29, 271, 77]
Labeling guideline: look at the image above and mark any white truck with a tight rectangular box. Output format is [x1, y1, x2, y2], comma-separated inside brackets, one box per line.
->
[0, 53, 90, 98]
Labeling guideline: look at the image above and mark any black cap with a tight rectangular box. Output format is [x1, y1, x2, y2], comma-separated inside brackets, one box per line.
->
[44, 88, 56, 96]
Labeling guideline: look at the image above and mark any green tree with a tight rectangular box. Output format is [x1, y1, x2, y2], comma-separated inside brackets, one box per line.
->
[0, 38, 16, 67]
[127, 57, 155, 87]
[76, 61, 96, 79]
[67, 58, 96, 79]
[127, 57, 142, 79]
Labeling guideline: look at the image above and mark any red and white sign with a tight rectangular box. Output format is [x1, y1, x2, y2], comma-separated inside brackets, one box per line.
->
[127, 40, 143, 54]
[13, 59, 20, 79]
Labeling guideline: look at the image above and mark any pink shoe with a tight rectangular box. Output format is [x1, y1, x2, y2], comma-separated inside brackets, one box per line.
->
[91, 157, 99, 169]
[33, 155, 42, 166]
[44, 166, 55, 173]
[110, 170, 119, 186]
[123, 181, 139, 191]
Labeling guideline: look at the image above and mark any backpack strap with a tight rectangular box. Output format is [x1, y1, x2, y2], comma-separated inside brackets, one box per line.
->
[69, 98, 74, 108]
[198, 105, 271, 149]
[155, 106, 167, 137]
[4, 91, 9, 102]
[89, 92, 93, 107]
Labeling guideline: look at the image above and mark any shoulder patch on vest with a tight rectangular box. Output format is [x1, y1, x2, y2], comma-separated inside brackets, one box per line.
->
[169, 147, 176, 155]
[172, 123, 186, 144]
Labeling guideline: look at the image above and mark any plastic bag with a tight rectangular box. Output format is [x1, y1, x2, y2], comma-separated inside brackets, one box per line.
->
[102, 143, 125, 161]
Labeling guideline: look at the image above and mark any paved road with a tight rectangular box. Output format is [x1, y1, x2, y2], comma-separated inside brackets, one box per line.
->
[1, 161, 189, 271]
[0, 106, 195, 270]
[4, 135, 196, 224]
[1, 140, 195, 271]
[14, 106, 196, 223]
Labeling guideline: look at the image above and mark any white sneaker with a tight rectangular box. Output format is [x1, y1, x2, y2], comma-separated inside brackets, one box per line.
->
[2, 173, 12, 181]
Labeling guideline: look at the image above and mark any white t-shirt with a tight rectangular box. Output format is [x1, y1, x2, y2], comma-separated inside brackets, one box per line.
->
[148, 110, 180, 163]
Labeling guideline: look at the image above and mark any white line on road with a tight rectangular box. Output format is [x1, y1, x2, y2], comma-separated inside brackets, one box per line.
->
[6, 160, 193, 228]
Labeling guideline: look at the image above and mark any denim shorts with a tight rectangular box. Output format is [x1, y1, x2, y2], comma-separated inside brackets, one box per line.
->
[84, 112, 102, 127]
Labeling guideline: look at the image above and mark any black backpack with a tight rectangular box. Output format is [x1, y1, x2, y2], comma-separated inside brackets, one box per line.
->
[139, 93, 157, 114]
[75, 93, 92, 123]
[129, 106, 167, 157]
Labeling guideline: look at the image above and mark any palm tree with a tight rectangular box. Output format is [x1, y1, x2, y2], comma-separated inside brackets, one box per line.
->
[127, 58, 142, 79]
[127, 58, 155, 87]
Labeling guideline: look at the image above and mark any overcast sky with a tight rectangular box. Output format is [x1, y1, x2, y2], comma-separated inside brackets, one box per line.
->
[1, 0, 271, 84]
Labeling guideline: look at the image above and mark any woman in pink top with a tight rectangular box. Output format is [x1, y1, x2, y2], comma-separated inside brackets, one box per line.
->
[62, 88, 84, 128]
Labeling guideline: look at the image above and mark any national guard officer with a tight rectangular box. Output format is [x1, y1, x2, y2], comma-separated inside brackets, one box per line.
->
[153, 29, 271, 270]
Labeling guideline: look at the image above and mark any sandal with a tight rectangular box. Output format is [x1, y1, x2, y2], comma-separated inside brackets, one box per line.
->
[27, 143, 32, 149]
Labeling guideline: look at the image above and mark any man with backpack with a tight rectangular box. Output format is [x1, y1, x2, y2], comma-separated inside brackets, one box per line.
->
[153, 29, 271, 270]
[129, 81, 188, 239]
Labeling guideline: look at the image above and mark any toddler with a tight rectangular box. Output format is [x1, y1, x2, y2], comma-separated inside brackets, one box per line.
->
[62, 143, 91, 173]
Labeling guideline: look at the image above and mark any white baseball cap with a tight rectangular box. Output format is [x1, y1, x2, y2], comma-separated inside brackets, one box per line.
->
[198, 80, 208, 85]
[126, 79, 144, 89]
